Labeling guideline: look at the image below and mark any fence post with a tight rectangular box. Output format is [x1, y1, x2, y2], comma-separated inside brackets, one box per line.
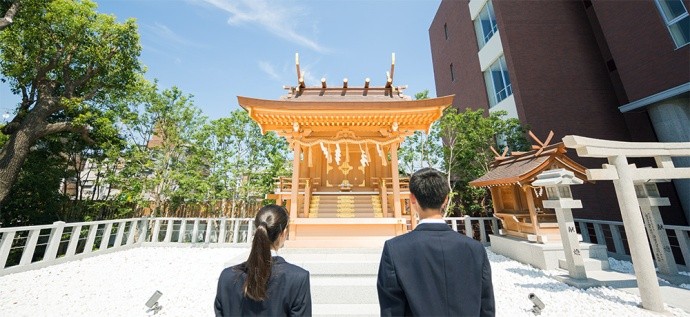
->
[593, 223, 605, 246]
[65, 225, 82, 257]
[178, 219, 187, 243]
[219, 218, 227, 243]
[113, 221, 127, 247]
[464, 217, 472, 238]
[151, 219, 161, 243]
[83, 224, 99, 254]
[99, 222, 113, 251]
[676, 229, 690, 269]
[232, 219, 240, 243]
[609, 224, 626, 256]
[478, 219, 487, 244]
[204, 218, 213, 243]
[19, 229, 41, 265]
[43, 221, 66, 262]
[491, 218, 500, 235]
[164, 219, 174, 243]
[246, 220, 254, 242]
[192, 219, 200, 243]
[126, 220, 138, 245]
[578, 221, 591, 243]
[0, 231, 16, 269]
[451, 219, 458, 232]
[137, 217, 149, 243]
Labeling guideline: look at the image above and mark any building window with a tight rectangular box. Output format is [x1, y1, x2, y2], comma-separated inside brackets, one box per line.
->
[655, 0, 690, 47]
[450, 63, 455, 82]
[474, 0, 498, 49]
[444, 23, 448, 40]
[483, 55, 512, 107]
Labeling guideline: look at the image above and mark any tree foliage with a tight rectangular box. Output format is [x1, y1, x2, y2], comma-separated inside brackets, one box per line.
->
[200, 111, 289, 217]
[440, 107, 529, 216]
[398, 90, 442, 175]
[0, 0, 143, 205]
[399, 91, 530, 217]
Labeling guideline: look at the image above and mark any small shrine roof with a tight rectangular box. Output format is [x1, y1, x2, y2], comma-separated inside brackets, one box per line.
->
[470, 143, 587, 188]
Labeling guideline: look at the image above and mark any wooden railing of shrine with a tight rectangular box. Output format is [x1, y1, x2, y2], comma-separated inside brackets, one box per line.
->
[374, 177, 410, 219]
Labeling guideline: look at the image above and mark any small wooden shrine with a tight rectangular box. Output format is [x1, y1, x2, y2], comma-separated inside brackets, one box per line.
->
[239, 54, 453, 247]
[469, 133, 588, 243]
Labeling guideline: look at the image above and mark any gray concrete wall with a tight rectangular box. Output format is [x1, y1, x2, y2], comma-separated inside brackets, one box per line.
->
[648, 96, 690, 224]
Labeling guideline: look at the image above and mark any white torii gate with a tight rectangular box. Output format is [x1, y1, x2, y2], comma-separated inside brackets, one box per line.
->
[563, 135, 690, 313]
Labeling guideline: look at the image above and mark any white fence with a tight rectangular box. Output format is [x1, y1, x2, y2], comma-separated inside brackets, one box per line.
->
[575, 218, 690, 270]
[445, 217, 500, 245]
[0, 217, 253, 276]
[0, 216, 498, 276]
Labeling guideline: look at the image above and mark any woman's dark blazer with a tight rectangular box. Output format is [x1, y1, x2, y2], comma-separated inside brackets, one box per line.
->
[214, 256, 312, 316]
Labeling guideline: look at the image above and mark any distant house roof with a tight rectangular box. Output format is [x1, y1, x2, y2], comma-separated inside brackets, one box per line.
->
[470, 143, 588, 188]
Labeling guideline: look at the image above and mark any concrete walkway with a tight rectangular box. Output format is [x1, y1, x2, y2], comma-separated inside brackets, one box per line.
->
[280, 247, 690, 316]
[281, 247, 382, 317]
[582, 269, 690, 313]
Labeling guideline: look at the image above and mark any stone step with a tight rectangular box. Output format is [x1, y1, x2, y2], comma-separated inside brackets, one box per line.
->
[308, 215, 384, 219]
[313, 304, 379, 317]
[558, 257, 610, 271]
[312, 204, 378, 207]
[310, 278, 379, 304]
[281, 247, 383, 254]
[278, 248, 382, 312]
[313, 197, 378, 202]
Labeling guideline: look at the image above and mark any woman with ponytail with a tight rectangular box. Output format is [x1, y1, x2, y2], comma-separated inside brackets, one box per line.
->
[214, 204, 312, 316]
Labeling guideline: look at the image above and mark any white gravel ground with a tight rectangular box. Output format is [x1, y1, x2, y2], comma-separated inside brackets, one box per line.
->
[0, 247, 688, 316]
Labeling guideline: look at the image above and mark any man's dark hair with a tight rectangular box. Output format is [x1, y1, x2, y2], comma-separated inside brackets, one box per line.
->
[409, 168, 450, 210]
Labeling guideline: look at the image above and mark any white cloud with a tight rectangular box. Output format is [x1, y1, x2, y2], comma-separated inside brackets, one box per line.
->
[258, 61, 280, 80]
[200, 0, 328, 53]
[141, 22, 206, 49]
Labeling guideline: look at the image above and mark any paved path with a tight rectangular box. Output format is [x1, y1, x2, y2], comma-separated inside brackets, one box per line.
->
[281, 247, 382, 317]
[584, 269, 690, 313]
[280, 247, 690, 316]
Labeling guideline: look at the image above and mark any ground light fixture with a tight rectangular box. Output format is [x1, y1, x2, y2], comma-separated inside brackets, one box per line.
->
[145, 290, 163, 315]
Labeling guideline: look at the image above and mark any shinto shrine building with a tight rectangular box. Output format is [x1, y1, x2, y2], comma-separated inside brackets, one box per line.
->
[239, 54, 453, 246]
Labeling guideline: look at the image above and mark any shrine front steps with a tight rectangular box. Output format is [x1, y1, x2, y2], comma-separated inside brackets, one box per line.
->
[285, 218, 405, 248]
[280, 247, 382, 316]
[309, 194, 383, 218]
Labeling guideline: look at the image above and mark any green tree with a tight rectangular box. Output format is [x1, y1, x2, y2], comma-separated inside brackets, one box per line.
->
[0, 0, 142, 205]
[441, 108, 529, 216]
[201, 110, 289, 217]
[114, 83, 207, 217]
[0, 137, 67, 226]
[398, 90, 443, 175]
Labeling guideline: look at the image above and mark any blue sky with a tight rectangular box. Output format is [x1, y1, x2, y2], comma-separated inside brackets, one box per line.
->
[1, 0, 442, 120]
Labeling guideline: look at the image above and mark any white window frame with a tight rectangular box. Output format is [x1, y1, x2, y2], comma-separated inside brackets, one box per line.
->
[654, 0, 690, 48]
[474, 0, 498, 50]
[484, 56, 512, 107]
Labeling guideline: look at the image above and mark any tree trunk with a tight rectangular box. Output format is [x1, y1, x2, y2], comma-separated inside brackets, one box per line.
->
[0, 1, 20, 31]
[0, 115, 47, 206]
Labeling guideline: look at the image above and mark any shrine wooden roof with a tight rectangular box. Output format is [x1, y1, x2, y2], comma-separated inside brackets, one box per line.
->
[469, 143, 588, 188]
[238, 95, 453, 134]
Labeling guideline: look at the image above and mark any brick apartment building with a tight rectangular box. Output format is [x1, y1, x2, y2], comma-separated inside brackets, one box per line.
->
[429, 0, 689, 225]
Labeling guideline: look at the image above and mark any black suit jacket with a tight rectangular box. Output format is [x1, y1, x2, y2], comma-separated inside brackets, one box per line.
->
[377, 223, 495, 317]
[214, 256, 312, 316]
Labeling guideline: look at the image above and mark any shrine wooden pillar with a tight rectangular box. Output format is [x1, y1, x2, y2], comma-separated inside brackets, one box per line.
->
[390, 143, 402, 218]
[290, 142, 301, 221]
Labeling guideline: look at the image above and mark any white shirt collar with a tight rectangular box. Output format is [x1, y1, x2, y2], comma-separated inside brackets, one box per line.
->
[270, 249, 279, 257]
[418, 218, 447, 225]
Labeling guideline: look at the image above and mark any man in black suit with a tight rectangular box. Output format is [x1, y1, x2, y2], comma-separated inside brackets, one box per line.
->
[376, 168, 495, 316]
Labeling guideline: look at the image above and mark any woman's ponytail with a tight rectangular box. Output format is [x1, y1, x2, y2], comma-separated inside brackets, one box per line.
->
[243, 205, 289, 301]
